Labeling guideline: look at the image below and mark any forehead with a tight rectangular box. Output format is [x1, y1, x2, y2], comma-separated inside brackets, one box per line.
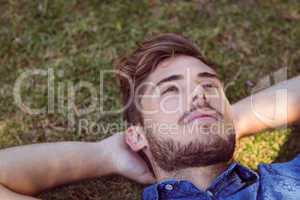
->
[146, 55, 217, 83]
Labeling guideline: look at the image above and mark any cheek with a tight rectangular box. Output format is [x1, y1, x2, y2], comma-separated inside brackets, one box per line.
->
[210, 97, 233, 121]
[211, 98, 225, 114]
[143, 112, 181, 136]
[145, 97, 182, 126]
[142, 96, 181, 123]
[159, 95, 182, 113]
[207, 90, 228, 114]
[140, 95, 161, 114]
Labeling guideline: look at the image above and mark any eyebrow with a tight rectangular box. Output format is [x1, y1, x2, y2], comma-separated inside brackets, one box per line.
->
[152, 72, 219, 95]
[156, 72, 218, 86]
[156, 74, 183, 86]
[197, 72, 219, 79]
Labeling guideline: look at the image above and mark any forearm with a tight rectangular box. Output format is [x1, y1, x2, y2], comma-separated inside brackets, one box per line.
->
[0, 138, 114, 196]
[233, 76, 300, 138]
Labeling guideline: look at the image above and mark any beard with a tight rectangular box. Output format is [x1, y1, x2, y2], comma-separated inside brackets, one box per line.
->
[145, 125, 236, 172]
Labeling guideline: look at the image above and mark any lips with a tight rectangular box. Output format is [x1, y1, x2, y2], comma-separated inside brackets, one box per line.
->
[183, 110, 219, 124]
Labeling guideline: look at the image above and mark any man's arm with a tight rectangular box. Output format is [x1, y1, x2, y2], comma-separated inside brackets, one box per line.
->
[0, 138, 114, 196]
[0, 184, 40, 200]
[0, 133, 154, 197]
[233, 76, 300, 138]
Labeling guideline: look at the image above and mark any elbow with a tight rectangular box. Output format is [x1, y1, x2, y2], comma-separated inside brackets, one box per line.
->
[0, 181, 39, 197]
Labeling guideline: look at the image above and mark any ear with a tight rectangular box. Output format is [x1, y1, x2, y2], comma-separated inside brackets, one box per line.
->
[125, 126, 148, 152]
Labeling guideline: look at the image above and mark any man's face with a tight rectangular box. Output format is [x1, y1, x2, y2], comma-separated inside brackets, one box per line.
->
[139, 55, 236, 171]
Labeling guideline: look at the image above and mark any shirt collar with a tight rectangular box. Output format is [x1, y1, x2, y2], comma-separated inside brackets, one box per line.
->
[207, 162, 258, 196]
[143, 162, 259, 200]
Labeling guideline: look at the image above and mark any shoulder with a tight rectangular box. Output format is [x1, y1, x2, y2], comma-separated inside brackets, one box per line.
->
[258, 154, 300, 178]
[257, 155, 300, 199]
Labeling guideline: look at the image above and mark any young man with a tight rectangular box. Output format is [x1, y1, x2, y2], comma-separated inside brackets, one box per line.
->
[0, 33, 299, 200]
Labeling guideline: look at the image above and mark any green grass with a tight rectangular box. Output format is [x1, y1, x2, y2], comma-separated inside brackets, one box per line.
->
[0, 0, 299, 199]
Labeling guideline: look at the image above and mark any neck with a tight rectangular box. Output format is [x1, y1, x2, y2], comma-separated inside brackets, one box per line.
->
[154, 163, 229, 190]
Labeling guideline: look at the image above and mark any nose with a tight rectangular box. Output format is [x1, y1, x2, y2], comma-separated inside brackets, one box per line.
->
[190, 85, 208, 109]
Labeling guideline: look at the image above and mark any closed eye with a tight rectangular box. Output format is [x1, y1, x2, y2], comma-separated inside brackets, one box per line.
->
[161, 86, 179, 95]
[203, 83, 218, 89]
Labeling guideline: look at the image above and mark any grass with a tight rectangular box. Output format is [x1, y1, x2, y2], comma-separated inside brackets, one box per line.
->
[0, 0, 299, 199]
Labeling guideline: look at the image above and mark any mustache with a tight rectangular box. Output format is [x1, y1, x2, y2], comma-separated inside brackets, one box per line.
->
[178, 102, 224, 124]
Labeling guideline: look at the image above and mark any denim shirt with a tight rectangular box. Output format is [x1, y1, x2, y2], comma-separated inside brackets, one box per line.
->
[143, 155, 300, 200]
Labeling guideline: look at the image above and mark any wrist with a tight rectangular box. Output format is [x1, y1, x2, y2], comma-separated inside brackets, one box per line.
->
[92, 138, 116, 176]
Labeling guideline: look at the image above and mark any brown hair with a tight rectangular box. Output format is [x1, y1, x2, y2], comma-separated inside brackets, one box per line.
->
[116, 33, 216, 126]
